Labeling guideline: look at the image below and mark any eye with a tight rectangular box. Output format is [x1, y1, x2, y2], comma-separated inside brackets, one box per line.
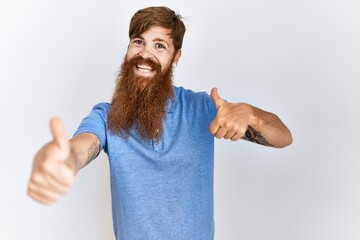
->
[155, 43, 166, 49]
[133, 39, 143, 45]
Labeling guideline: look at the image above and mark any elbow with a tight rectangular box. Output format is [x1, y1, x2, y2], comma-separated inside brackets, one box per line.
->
[276, 130, 293, 148]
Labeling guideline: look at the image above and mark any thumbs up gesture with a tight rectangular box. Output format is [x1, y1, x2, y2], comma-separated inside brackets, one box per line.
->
[209, 88, 253, 141]
[27, 118, 75, 205]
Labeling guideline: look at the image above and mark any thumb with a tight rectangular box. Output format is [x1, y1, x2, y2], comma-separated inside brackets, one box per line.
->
[50, 117, 68, 150]
[211, 87, 226, 109]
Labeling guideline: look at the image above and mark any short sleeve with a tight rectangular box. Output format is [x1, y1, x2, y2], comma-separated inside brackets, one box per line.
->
[73, 102, 110, 152]
[205, 93, 217, 121]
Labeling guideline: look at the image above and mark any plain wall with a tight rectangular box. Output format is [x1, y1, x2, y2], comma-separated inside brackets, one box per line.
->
[1, 0, 359, 239]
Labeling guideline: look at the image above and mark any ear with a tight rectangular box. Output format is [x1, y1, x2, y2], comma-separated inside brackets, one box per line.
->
[173, 49, 182, 65]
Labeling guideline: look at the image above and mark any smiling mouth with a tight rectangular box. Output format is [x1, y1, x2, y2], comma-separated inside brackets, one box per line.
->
[136, 64, 154, 73]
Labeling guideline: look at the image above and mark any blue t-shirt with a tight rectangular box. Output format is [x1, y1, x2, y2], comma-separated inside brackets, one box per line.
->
[75, 86, 217, 240]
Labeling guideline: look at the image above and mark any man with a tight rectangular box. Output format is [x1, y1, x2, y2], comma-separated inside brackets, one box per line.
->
[27, 6, 292, 240]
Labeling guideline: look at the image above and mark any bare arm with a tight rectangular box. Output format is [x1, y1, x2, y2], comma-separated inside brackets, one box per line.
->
[239, 105, 292, 148]
[27, 118, 100, 205]
[69, 133, 100, 174]
[209, 88, 292, 148]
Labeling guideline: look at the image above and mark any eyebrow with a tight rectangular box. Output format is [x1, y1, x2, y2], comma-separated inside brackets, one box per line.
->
[153, 38, 170, 48]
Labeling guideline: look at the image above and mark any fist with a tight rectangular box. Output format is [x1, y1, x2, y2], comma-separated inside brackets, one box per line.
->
[209, 88, 253, 141]
[27, 118, 75, 205]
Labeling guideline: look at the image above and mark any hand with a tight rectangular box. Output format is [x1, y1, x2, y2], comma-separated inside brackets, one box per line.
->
[209, 88, 253, 141]
[27, 118, 75, 205]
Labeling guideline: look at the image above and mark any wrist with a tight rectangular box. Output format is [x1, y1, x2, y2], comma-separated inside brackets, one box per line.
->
[246, 104, 261, 130]
[67, 149, 80, 175]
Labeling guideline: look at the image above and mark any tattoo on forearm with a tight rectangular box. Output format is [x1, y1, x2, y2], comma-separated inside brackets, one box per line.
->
[86, 137, 100, 165]
[242, 126, 273, 147]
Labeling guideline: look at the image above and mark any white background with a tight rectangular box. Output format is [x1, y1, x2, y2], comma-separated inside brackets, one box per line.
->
[1, 0, 359, 239]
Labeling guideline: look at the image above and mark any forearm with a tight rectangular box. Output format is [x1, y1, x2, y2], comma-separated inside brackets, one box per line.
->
[245, 105, 292, 148]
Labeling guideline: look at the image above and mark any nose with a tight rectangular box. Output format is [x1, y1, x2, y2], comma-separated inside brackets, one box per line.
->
[138, 45, 154, 59]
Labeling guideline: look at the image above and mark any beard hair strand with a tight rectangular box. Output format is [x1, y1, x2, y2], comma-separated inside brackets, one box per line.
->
[107, 55, 174, 142]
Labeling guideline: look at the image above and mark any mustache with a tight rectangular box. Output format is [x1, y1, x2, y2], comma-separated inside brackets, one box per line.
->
[128, 55, 161, 72]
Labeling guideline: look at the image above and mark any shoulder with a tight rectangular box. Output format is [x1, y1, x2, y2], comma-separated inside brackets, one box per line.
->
[92, 102, 111, 112]
[87, 102, 111, 118]
[174, 86, 217, 116]
[174, 86, 210, 101]
[74, 102, 110, 147]
[79, 102, 111, 125]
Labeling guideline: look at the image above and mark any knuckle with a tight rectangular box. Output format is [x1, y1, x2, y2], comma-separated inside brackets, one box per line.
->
[27, 185, 35, 196]
[39, 196, 55, 205]
[58, 187, 69, 195]
[63, 180, 73, 189]
[38, 162, 47, 172]
[216, 117, 224, 124]
[62, 167, 75, 181]
[42, 191, 59, 203]
[232, 135, 241, 141]
[63, 186, 71, 194]
[238, 128, 246, 136]
[60, 173, 74, 188]
[41, 160, 54, 172]
[51, 193, 61, 201]
[222, 122, 230, 129]
[31, 172, 43, 184]
[27, 182, 36, 192]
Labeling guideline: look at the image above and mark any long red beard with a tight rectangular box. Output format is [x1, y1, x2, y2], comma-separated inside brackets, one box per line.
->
[107, 55, 174, 142]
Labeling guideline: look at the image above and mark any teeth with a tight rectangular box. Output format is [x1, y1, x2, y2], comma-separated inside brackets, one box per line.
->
[137, 64, 152, 70]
